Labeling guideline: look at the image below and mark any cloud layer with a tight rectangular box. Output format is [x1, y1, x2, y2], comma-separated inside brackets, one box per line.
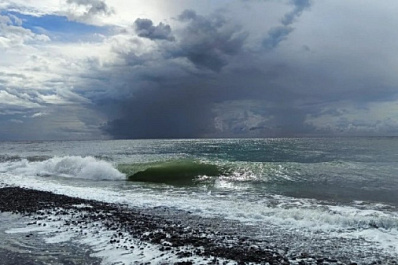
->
[1, 0, 398, 140]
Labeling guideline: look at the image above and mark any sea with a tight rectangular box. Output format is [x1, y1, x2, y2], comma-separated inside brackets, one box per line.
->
[0, 137, 397, 264]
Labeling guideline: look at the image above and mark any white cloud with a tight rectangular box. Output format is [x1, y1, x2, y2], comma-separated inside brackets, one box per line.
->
[305, 101, 398, 135]
[0, 90, 41, 109]
[0, 4, 125, 139]
[0, 14, 50, 48]
[31, 112, 47, 118]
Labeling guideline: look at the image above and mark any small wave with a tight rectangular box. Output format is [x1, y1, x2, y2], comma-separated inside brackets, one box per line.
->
[0, 155, 52, 163]
[119, 160, 225, 184]
[26, 155, 52, 162]
[7, 156, 125, 181]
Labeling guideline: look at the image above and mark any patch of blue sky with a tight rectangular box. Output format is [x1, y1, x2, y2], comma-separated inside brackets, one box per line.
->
[2, 11, 112, 42]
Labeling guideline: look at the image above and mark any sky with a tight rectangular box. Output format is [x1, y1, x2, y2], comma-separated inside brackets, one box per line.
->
[1, 0, 398, 140]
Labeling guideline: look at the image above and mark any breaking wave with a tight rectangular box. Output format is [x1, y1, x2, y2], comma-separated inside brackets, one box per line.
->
[2, 156, 125, 181]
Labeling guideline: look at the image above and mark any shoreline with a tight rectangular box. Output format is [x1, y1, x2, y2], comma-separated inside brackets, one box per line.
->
[0, 186, 379, 265]
[0, 186, 290, 264]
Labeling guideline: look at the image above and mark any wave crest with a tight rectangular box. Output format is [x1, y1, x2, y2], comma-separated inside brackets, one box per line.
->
[119, 160, 224, 184]
[15, 156, 125, 180]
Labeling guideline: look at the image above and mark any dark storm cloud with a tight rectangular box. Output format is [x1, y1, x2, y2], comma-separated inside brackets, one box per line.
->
[282, 0, 311, 25]
[100, 52, 315, 139]
[103, 79, 217, 139]
[263, 0, 311, 48]
[172, 10, 248, 72]
[97, 1, 398, 139]
[134, 18, 174, 41]
[100, 5, 318, 139]
[100, 9, 255, 138]
[263, 26, 293, 49]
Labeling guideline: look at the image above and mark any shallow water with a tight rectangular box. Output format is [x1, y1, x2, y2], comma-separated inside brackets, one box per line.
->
[0, 212, 101, 265]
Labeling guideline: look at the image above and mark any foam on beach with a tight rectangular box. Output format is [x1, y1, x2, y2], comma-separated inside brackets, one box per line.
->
[1, 190, 255, 265]
[6, 213, 234, 265]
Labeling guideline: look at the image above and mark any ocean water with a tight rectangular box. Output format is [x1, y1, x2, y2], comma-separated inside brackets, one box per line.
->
[0, 138, 398, 264]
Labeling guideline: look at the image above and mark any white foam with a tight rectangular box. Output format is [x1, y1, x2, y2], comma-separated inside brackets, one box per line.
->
[1, 156, 125, 180]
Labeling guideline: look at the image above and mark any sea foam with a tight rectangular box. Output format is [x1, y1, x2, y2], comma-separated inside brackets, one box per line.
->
[2, 156, 125, 181]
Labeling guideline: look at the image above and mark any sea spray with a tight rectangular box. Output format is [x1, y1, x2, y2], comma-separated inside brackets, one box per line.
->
[7, 156, 125, 180]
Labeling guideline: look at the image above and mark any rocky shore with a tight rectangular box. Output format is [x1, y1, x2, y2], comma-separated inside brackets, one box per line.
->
[0, 186, 373, 265]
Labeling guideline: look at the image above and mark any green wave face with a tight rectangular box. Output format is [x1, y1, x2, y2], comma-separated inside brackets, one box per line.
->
[119, 160, 224, 184]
